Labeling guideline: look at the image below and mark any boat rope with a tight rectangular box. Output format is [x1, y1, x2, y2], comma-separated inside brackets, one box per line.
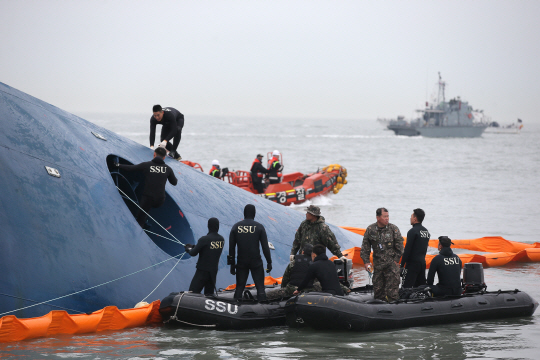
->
[115, 186, 185, 246]
[140, 252, 187, 303]
[165, 292, 217, 328]
[0, 293, 88, 314]
[0, 252, 185, 317]
[143, 229, 181, 245]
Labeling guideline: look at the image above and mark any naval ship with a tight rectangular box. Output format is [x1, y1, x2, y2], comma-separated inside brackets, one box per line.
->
[387, 74, 488, 137]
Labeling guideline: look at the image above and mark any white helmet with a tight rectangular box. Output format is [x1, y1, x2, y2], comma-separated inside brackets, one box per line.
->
[212, 159, 220, 166]
[272, 150, 280, 157]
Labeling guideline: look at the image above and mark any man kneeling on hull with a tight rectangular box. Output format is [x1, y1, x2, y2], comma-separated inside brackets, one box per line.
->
[266, 244, 320, 301]
[293, 245, 344, 296]
[427, 236, 463, 297]
[184, 217, 224, 296]
[228, 204, 272, 302]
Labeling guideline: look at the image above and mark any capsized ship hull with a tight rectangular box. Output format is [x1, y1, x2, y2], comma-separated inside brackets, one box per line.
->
[0, 82, 361, 318]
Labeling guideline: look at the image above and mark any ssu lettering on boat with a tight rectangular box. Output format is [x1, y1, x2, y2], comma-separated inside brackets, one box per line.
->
[205, 299, 238, 314]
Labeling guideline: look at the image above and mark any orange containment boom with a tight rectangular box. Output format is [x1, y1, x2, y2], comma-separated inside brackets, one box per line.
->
[224, 276, 283, 291]
[0, 300, 161, 343]
[339, 227, 540, 268]
[427, 236, 540, 253]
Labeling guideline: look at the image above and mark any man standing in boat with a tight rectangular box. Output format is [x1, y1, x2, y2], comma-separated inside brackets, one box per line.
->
[361, 207, 404, 302]
[290, 205, 344, 262]
[267, 150, 284, 184]
[228, 204, 272, 302]
[184, 217, 224, 296]
[149, 105, 184, 160]
[115, 147, 178, 227]
[400, 208, 430, 288]
[250, 154, 268, 194]
[427, 236, 463, 297]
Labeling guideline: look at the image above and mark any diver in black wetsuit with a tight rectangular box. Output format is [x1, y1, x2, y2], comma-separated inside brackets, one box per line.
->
[149, 105, 184, 160]
[293, 244, 344, 296]
[228, 204, 272, 302]
[115, 147, 177, 227]
[427, 236, 463, 297]
[185, 217, 224, 296]
[400, 208, 430, 288]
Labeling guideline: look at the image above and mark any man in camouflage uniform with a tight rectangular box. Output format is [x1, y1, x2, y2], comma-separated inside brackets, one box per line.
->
[267, 244, 321, 301]
[361, 207, 404, 302]
[290, 205, 344, 261]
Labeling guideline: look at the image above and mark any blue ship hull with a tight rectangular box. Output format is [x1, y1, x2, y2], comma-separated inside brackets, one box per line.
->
[0, 82, 361, 318]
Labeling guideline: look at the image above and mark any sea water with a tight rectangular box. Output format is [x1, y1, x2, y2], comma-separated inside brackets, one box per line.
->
[2, 115, 539, 359]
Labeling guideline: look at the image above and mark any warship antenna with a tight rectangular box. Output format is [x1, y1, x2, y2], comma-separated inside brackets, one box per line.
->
[438, 72, 446, 104]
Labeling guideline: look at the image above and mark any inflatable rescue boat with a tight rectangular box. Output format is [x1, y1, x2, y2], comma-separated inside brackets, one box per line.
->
[182, 154, 348, 205]
[285, 289, 537, 331]
[159, 285, 288, 330]
[285, 263, 538, 331]
[159, 258, 355, 329]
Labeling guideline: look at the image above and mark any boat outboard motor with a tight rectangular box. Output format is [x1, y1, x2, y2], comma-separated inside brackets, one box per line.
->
[462, 262, 487, 293]
[333, 258, 354, 288]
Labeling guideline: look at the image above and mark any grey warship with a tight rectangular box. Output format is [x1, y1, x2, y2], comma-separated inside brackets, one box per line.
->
[387, 73, 488, 137]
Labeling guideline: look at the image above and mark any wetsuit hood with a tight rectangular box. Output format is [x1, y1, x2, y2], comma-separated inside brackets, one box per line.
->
[313, 253, 329, 262]
[440, 247, 454, 256]
[207, 217, 219, 233]
[244, 204, 256, 219]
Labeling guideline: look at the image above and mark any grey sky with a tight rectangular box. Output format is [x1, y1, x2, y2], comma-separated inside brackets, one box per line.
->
[1, 1, 539, 123]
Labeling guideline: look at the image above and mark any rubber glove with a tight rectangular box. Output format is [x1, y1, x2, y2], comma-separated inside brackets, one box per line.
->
[159, 140, 167, 148]
[290, 255, 295, 263]
[230, 265, 236, 275]
[266, 263, 272, 273]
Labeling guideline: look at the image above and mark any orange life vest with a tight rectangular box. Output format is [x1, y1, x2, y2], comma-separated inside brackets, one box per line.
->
[251, 158, 264, 178]
[209, 166, 219, 177]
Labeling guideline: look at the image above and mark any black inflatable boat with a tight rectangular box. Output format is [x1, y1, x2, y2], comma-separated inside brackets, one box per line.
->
[159, 285, 288, 329]
[285, 287, 538, 331]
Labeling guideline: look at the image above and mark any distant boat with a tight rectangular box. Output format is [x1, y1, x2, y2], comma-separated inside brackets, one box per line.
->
[484, 119, 523, 134]
[386, 73, 488, 138]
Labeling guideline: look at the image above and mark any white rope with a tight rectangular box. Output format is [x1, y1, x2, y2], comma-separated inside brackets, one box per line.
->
[144, 229, 182, 245]
[0, 252, 185, 317]
[164, 292, 217, 328]
[140, 252, 187, 302]
[115, 186, 185, 246]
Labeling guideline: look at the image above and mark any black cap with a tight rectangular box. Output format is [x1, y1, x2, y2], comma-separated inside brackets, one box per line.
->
[438, 236, 454, 247]
[257, 154, 263, 158]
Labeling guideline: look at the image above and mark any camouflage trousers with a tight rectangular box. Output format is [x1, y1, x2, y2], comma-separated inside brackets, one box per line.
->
[266, 282, 322, 301]
[373, 262, 400, 302]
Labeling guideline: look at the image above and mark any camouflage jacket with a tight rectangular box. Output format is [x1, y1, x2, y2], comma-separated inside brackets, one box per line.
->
[360, 223, 404, 266]
[290, 216, 343, 257]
